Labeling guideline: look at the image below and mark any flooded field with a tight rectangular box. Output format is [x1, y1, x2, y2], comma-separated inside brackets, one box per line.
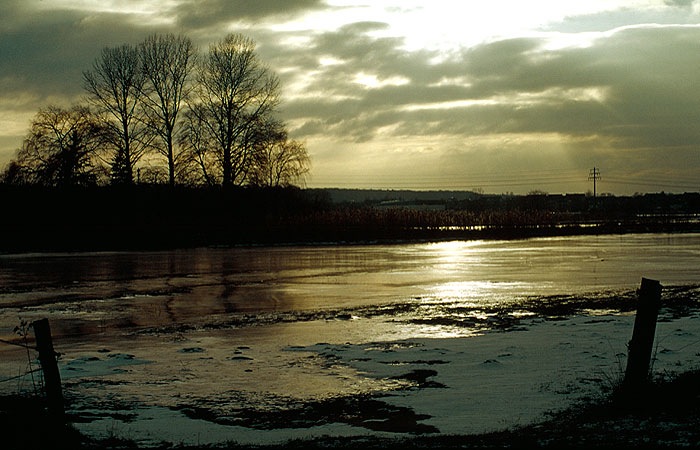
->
[1, 233, 700, 445]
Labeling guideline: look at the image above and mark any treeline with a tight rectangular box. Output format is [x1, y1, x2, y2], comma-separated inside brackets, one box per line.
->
[447, 192, 700, 216]
[1, 33, 309, 188]
[0, 185, 327, 252]
[2, 184, 699, 253]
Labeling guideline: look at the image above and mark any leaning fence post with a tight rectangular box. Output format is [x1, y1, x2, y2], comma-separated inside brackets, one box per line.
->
[623, 278, 662, 389]
[32, 318, 65, 421]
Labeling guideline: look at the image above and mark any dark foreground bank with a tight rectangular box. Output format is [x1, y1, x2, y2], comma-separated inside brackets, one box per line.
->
[3, 369, 700, 450]
[1, 185, 699, 252]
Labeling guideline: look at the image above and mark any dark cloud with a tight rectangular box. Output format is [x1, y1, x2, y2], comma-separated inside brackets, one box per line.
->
[544, 5, 698, 33]
[0, 2, 171, 164]
[278, 22, 700, 160]
[0, 0, 329, 101]
[173, 0, 328, 29]
[665, 0, 695, 8]
[0, 8, 157, 100]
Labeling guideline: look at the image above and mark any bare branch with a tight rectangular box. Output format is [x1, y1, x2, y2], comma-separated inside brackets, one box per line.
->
[140, 33, 197, 186]
[191, 33, 281, 186]
[13, 105, 107, 186]
[83, 44, 148, 184]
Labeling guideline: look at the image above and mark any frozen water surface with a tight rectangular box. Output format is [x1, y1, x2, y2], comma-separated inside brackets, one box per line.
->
[1, 233, 700, 445]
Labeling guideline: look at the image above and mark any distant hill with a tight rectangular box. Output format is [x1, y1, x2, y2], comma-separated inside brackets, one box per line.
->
[307, 188, 482, 203]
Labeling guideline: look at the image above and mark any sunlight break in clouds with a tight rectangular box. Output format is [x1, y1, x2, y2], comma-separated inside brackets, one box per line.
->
[283, 0, 668, 50]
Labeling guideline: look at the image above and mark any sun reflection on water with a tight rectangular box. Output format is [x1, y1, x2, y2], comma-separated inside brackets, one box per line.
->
[397, 240, 549, 338]
[426, 240, 486, 270]
[405, 324, 484, 339]
[426, 280, 529, 305]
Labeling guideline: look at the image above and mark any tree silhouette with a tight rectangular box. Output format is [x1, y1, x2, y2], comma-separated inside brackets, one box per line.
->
[179, 105, 219, 186]
[140, 33, 196, 187]
[249, 119, 311, 187]
[5, 32, 311, 190]
[188, 33, 280, 186]
[12, 105, 105, 186]
[1, 160, 28, 185]
[84, 44, 150, 184]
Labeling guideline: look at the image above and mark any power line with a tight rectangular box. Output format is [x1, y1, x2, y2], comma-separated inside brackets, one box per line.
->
[604, 178, 699, 190]
[605, 175, 699, 185]
[309, 179, 585, 188]
[311, 173, 585, 186]
[309, 167, 698, 193]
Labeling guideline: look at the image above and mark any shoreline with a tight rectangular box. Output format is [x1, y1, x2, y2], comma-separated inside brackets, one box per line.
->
[3, 287, 700, 447]
[2, 222, 699, 256]
[2, 184, 699, 254]
[5, 311, 700, 449]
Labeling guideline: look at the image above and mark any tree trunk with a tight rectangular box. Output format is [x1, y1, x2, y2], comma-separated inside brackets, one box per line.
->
[223, 145, 231, 186]
[167, 134, 175, 187]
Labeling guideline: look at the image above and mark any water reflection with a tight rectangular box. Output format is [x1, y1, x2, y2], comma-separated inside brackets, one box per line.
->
[427, 240, 481, 271]
[428, 281, 526, 306]
[1, 233, 700, 341]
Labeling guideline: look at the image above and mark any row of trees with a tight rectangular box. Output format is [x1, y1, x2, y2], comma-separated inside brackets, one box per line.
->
[2, 33, 310, 188]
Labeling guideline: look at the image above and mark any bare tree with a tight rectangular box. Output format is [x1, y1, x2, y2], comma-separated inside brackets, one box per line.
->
[12, 105, 106, 186]
[84, 44, 149, 184]
[179, 105, 220, 186]
[140, 33, 196, 186]
[190, 33, 280, 186]
[268, 139, 310, 187]
[250, 121, 311, 187]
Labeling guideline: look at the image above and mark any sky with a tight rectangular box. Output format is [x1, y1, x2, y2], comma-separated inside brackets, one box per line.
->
[1, 0, 700, 194]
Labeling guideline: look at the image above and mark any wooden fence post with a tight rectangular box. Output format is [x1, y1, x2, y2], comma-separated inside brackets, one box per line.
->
[623, 278, 662, 389]
[32, 318, 65, 422]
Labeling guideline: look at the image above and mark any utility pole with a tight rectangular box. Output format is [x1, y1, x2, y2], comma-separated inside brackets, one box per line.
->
[588, 167, 601, 197]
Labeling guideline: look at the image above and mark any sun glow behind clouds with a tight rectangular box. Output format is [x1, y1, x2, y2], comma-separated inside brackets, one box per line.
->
[33, 0, 174, 14]
[401, 87, 609, 112]
[30, 0, 178, 26]
[283, 0, 670, 51]
[353, 72, 410, 89]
